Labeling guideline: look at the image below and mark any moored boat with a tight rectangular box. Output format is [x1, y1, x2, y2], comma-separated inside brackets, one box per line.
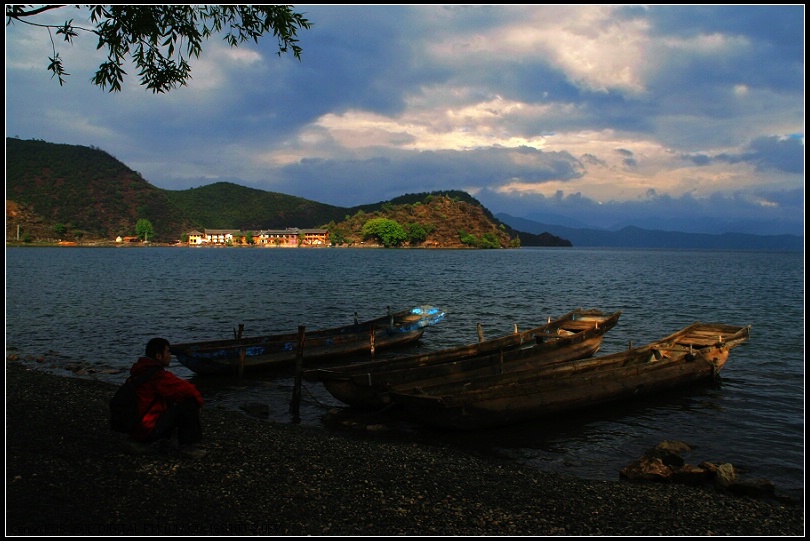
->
[170, 305, 446, 376]
[387, 322, 751, 430]
[304, 308, 621, 409]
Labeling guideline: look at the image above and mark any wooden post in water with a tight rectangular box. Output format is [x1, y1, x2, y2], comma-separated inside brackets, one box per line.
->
[236, 323, 246, 377]
[237, 348, 246, 378]
[477, 323, 484, 343]
[290, 325, 306, 422]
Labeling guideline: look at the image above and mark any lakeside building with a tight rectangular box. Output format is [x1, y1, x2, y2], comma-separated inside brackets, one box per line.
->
[187, 228, 329, 247]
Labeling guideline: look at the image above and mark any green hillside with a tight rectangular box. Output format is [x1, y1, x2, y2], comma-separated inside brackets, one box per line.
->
[5, 137, 571, 247]
[6, 138, 190, 242]
[165, 182, 348, 231]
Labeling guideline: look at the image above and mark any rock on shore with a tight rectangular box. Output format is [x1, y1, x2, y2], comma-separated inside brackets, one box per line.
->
[5, 361, 804, 536]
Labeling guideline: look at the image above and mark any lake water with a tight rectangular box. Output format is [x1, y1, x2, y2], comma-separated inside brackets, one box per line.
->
[5, 246, 804, 499]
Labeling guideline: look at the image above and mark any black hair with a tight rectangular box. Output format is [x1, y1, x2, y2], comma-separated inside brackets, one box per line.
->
[145, 337, 170, 359]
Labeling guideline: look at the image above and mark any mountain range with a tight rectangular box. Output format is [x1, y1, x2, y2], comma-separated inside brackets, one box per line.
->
[5, 138, 567, 248]
[5, 137, 802, 251]
[497, 214, 803, 252]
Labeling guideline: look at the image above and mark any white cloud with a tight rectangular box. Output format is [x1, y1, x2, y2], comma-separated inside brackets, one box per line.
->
[422, 6, 653, 94]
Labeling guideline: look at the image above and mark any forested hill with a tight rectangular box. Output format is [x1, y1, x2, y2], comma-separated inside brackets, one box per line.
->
[6, 138, 191, 242]
[5, 137, 570, 247]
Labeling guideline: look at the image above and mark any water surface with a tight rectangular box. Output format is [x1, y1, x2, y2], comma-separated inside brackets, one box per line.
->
[5, 246, 804, 498]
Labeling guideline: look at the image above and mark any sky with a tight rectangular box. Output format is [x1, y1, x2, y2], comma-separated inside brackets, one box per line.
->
[5, 5, 805, 236]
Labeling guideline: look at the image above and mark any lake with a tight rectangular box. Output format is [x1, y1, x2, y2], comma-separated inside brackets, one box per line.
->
[5, 245, 804, 499]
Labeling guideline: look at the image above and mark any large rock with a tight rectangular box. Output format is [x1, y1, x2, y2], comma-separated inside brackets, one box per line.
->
[725, 478, 777, 498]
[644, 440, 690, 468]
[649, 440, 694, 455]
[622, 442, 781, 500]
[671, 464, 713, 485]
[713, 463, 776, 497]
[620, 456, 673, 482]
[714, 463, 737, 487]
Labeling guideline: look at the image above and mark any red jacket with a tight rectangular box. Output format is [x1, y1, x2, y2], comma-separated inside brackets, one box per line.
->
[128, 357, 204, 441]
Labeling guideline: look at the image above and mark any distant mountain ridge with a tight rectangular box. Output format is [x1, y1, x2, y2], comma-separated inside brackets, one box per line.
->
[497, 213, 803, 252]
[519, 210, 802, 237]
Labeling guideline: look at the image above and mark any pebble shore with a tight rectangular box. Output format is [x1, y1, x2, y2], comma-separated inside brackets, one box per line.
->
[6, 361, 804, 536]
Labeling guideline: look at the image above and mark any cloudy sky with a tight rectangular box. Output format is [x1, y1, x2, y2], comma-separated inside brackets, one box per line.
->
[5, 5, 805, 235]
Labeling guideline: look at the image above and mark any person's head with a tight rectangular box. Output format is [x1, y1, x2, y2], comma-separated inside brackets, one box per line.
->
[145, 337, 172, 366]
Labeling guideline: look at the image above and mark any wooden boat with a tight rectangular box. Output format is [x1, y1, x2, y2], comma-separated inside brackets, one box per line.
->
[386, 322, 751, 430]
[170, 305, 446, 376]
[304, 308, 621, 409]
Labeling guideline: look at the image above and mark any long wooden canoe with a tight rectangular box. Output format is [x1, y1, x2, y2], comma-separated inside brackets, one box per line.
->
[304, 308, 621, 409]
[387, 322, 751, 430]
[170, 305, 446, 376]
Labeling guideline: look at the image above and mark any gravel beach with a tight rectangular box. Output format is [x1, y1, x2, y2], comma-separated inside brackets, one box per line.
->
[5, 361, 804, 536]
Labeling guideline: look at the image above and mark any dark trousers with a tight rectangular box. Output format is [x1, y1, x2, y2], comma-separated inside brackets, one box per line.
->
[149, 401, 202, 446]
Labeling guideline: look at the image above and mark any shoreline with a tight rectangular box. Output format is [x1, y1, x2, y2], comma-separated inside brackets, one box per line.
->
[5, 241, 495, 249]
[5, 361, 804, 536]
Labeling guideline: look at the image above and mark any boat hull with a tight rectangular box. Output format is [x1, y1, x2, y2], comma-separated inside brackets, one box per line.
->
[309, 309, 621, 409]
[171, 306, 445, 375]
[387, 322, 750, 430]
